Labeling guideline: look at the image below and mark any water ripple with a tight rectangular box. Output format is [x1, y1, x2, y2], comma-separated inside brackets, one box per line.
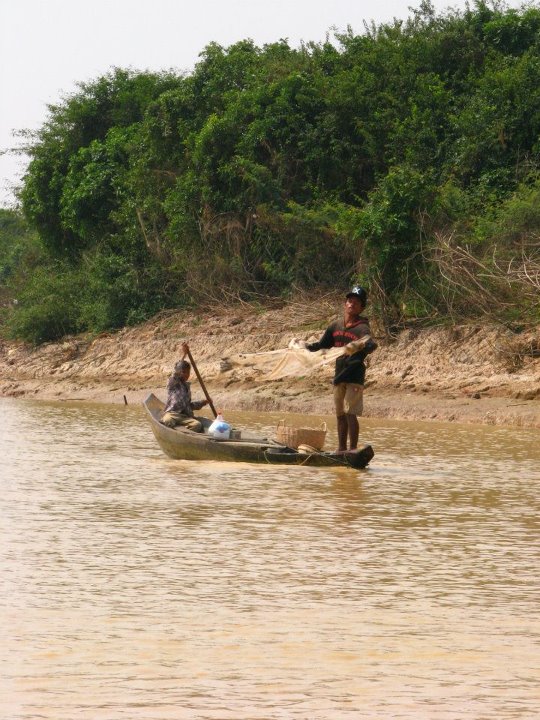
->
[1, 398, 539, 719]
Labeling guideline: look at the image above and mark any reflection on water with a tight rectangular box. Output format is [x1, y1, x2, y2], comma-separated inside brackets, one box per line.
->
[1, 398, 539, 719]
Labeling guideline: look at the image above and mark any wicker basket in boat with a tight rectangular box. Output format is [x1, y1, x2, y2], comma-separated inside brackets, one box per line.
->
[276, 419, 327, 450]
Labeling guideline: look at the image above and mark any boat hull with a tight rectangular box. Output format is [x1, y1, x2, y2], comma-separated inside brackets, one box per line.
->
[143, 394, 373, 469]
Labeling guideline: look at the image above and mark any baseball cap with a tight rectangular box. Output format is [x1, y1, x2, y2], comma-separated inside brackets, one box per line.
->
[346, 285, 367, 305]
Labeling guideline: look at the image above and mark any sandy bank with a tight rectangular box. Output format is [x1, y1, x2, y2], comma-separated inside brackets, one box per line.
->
[1, 300, 539, 428]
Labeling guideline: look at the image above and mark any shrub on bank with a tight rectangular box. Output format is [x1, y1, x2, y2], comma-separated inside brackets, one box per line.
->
[2, 3, 539, 342]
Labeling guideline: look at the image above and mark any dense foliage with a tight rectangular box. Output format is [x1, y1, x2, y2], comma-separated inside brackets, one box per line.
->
[2, 1, 540, 343]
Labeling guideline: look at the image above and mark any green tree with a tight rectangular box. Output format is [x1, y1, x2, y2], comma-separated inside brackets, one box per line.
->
[6, 2, 539, 341]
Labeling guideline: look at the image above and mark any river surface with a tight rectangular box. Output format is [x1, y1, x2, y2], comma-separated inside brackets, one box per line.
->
[1, 397, 539, 719]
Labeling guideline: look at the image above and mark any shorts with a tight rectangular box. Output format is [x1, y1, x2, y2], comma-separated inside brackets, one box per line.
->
[333, 383, 364, 416]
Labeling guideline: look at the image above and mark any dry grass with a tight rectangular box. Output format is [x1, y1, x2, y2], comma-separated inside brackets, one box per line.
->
[495, 334, 540, 372]
[425, 231, 540, 321]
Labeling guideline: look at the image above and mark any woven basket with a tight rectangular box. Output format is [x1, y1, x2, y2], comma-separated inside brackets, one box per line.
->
[276, 419, 327, 450]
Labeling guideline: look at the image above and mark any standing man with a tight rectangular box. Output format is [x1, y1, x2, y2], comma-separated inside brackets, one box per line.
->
[291, 287, 377, 453]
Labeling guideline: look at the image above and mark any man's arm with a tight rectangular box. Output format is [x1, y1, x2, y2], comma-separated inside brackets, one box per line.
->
[306, 326, 335, 352]
[342, 335, 378, 355]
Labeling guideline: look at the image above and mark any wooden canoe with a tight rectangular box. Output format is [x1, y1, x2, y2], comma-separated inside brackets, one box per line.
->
[143, 394, 374, 469]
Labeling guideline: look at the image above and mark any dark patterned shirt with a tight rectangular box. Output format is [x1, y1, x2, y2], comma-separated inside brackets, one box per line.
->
[306, 316, 376, 385]
[164, 376, 205, 416]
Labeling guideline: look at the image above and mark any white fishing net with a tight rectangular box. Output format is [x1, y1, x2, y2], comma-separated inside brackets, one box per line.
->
[224, 346, 342, 381]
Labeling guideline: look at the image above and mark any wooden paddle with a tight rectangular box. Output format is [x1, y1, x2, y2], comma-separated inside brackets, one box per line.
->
[185, 348, 218, 418]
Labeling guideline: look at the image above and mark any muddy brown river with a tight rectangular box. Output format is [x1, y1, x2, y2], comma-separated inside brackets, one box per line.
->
[1, 397, 539, 719]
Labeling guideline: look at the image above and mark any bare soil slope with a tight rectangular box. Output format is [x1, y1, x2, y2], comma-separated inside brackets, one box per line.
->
[1, 298, 539, 427]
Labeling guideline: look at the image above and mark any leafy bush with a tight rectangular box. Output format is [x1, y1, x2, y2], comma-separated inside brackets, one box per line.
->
[0, 210, 40, 285]
[5, 264, 82, 344]
[4, 3, 539, 341]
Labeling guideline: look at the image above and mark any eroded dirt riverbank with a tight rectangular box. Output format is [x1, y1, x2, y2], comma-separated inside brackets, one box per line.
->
[1, 299, 539, 427]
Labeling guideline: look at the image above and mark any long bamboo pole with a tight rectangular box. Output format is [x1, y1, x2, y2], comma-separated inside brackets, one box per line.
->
[185, 348, 218, 418]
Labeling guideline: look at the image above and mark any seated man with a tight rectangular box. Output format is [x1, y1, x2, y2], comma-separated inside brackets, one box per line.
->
[160, 343, 209, 432]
